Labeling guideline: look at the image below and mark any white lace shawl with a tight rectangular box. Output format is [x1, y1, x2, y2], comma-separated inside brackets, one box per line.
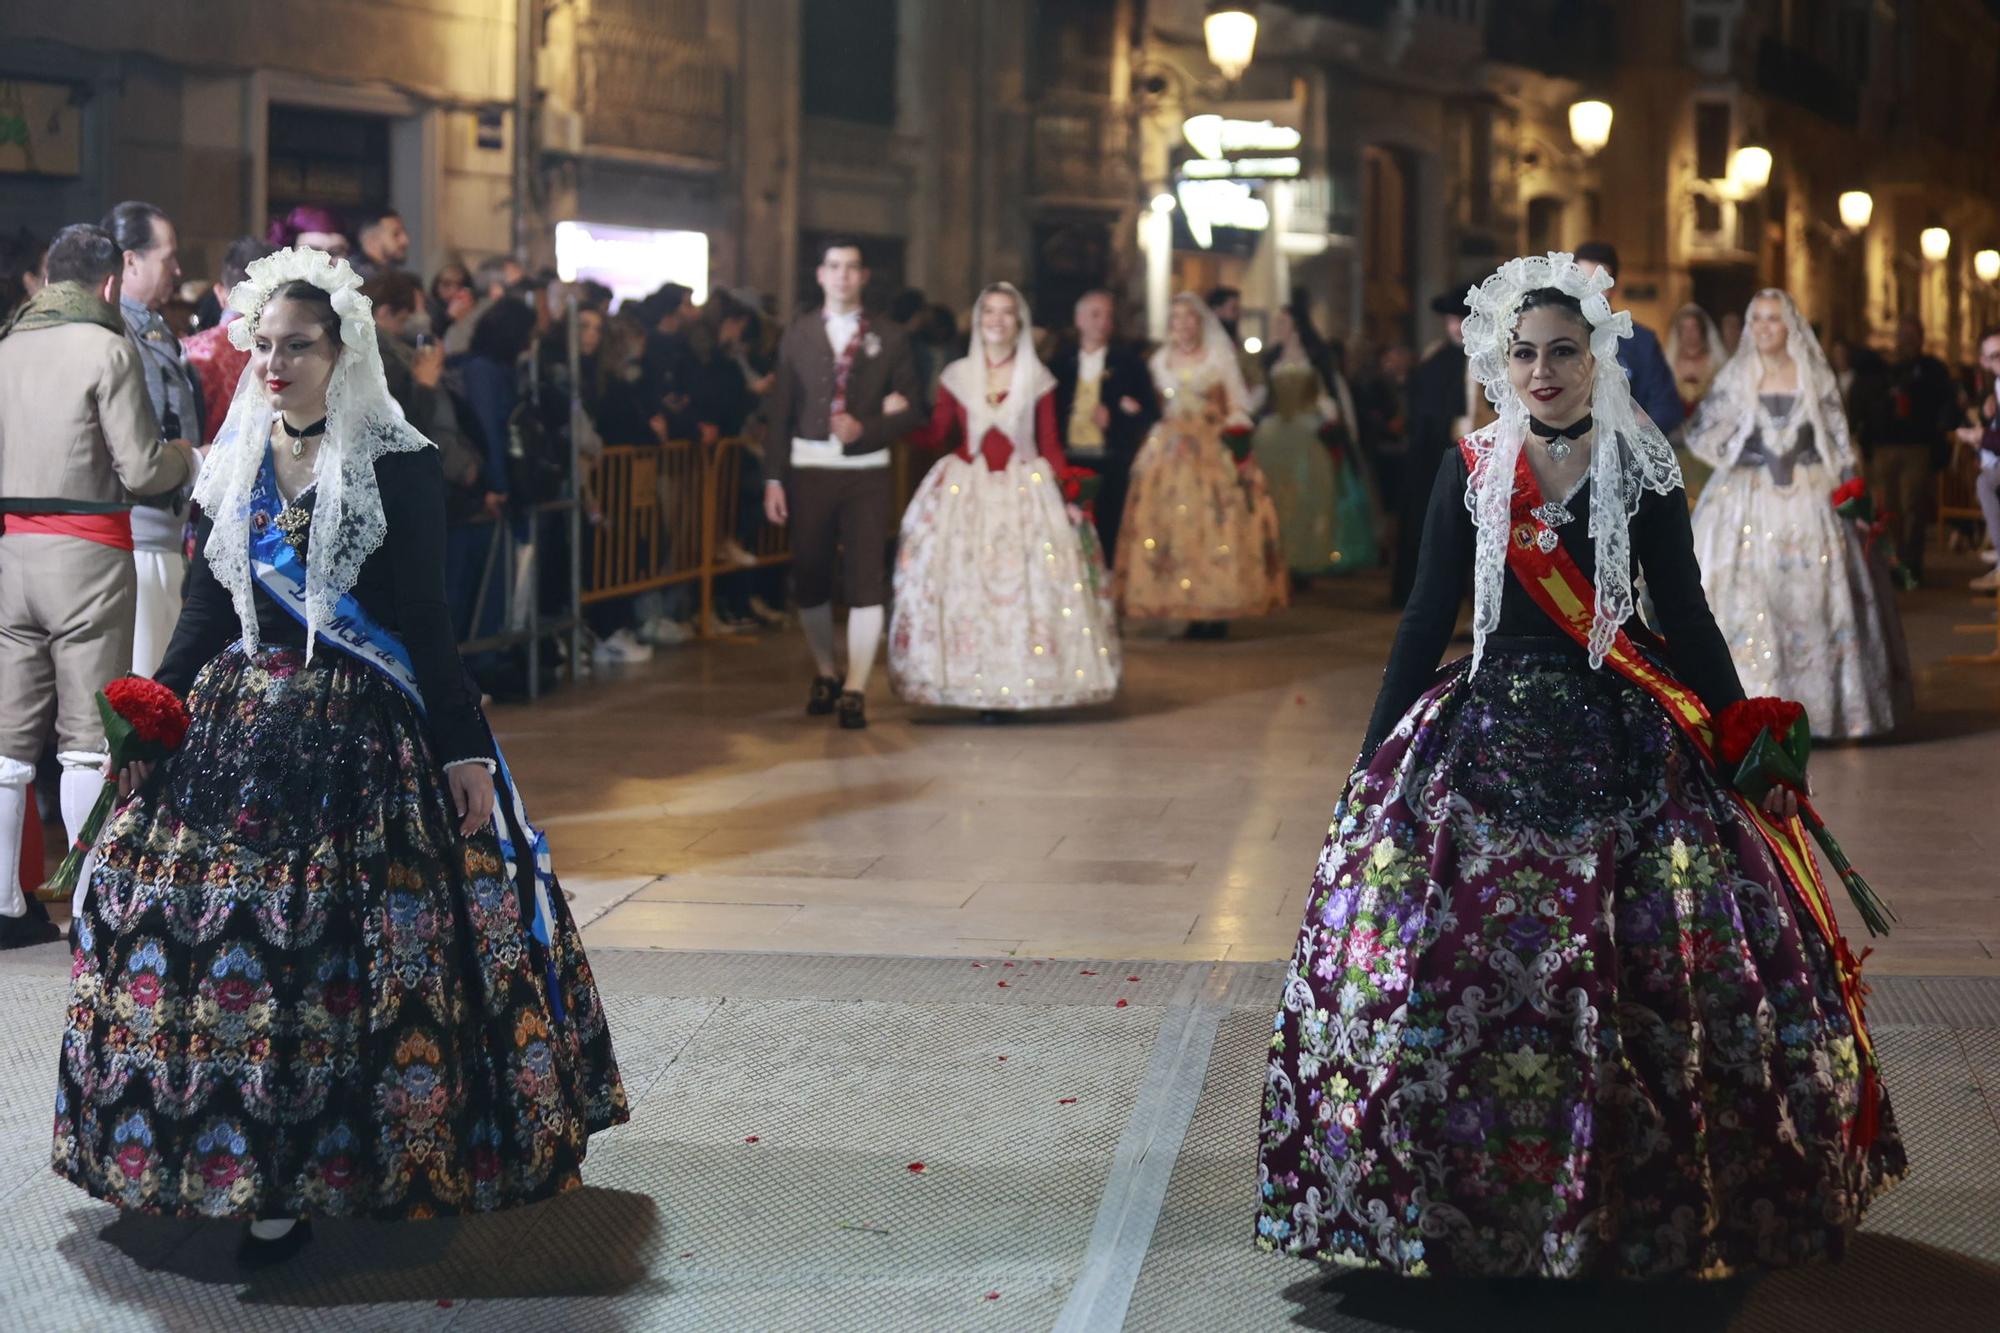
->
[1459, 252, 1683, 673]
[1683, 288, 1854, 474]
[935, 282, 1057, 463]
[192, 247, 434, 662]
[1149, 293, 1251, 426]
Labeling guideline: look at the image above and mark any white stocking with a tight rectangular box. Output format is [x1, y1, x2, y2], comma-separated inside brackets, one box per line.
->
[58, 754, 106, 921]
[844, 605, 884, 694]
[0, 756, 31, 918]
[798, 603, 838, 678]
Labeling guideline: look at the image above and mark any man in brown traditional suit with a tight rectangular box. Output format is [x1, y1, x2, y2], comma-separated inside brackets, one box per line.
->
[763, 238, 922, 730]
[0, 224, 197, 948]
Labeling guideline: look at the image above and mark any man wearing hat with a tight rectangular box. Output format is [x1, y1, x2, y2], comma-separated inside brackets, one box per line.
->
[1392, 289, 1474, 606]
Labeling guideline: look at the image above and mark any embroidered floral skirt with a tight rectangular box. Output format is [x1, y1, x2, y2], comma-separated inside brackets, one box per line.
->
[53, 645, 628, 1221]
[1258, 644, 1905, 1278]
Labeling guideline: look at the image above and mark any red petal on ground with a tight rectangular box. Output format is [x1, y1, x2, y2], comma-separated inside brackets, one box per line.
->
[744, 1135, 760, 1143]
[908, 1162, 927, 1173]
[1058, 1097, 1078, 1104]
[1079, 969, 1098, 975]
[997, 980, 1010, 988]
[1002, 962, 1016, 968]
[1115, 999, 1129, 1008]
[1126, 976, 1140, 981]
[984, 1291, 1001, 1301]
[970, 962, 985, 968]
[997, 1055, 1008, 1061]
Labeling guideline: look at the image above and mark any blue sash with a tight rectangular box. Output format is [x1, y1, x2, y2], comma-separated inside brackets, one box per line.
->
[247, 454, 566, 1019]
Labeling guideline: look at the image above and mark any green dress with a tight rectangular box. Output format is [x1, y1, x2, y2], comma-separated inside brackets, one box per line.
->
[1250, 363, 1379, 575]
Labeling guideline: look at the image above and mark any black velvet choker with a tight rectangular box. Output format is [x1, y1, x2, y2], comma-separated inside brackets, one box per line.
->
[1527, 412, 1592, 441]
[279, 416, 328, 439]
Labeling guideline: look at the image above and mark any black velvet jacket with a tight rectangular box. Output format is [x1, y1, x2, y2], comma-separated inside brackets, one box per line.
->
[1362, 447, 1745, 758]
[154, 447, 494, 767]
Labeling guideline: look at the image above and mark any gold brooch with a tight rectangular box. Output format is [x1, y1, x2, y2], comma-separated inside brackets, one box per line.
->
[275, 504, 312, 558]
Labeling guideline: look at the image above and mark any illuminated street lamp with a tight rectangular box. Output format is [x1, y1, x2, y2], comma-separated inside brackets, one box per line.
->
[1568, 100, 1613, 157]
[1838, 191, 1874, 232]
[1977, 249, 2000, 283]
[1204, 4, 1258, 82]
[1728, 145, 1773, 194]
[1921, 227, 1952, 263]
[1151, 192, 1177, 215]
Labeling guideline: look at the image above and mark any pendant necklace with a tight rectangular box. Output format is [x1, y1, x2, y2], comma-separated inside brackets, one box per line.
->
[280, 414, 327, 460]
[1528, 410, 1592, 464]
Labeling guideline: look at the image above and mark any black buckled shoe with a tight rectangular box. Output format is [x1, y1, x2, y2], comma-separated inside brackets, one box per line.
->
[237, 1217, 314, 1269]
[806, 675, 841, 716]
[836, 690, 867, 730]
[0, 896, 62, 951]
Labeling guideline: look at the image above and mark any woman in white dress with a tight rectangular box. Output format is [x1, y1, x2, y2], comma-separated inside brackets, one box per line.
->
[1115, 292, 1286, 637]
[1686, 289, 1913, 738]
[1664, 302, 1728, 500]
[889, 282, 1120, 714]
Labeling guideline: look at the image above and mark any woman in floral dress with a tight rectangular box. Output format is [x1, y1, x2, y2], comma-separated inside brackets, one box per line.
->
[53, 250, 626, 1265]
[1257, 253, 1902, 1280]
[1115, 292, 1286, 637]
[889, 282, 1120, 714]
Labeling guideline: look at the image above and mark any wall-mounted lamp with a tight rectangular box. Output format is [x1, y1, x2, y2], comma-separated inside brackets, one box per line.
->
[1921, 227, 1952, 263]
[1976, 249, 2000, 283]
[1567, 100, 1613, 157]
[1204, 4, 1258, 82]
[1727, 145, 1773, 194]
[1838, 191, 1874, 232]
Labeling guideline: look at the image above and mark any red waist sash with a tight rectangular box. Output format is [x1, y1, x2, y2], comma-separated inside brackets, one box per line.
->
[2, 512, 135, 550]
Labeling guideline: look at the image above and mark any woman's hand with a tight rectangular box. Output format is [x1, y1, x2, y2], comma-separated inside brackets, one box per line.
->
[107, 759, 153, 801]
[1760, 785, 1801, 822]
[883, 392, 911, 416]
[1065, 502, 1084, 525]
[448, 764, 497, 837]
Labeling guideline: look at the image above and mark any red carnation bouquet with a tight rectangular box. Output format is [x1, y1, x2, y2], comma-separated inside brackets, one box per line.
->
[1222, 423, 1255, 462]
[1830, 478, 1917, 591]
[1716, 696, 1895, 936]
[1060, 464, 1102, 509]
[42, 677, 189, 901]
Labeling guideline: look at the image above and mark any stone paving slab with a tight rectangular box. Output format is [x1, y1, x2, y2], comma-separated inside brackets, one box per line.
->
[2, 950, 1997, 1331]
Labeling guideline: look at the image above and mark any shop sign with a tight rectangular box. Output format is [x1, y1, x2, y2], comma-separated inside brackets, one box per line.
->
[0, 80, 83, 178]
[555, 220, 709, 310]
[1181, 115, 1301, 159]
[1176, 179, 1270, 249]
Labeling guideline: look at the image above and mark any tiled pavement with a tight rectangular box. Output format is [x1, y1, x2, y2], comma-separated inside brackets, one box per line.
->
[3, 571, 1997, 1329]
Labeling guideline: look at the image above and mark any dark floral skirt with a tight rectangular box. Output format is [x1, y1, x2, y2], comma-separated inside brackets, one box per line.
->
[1257, 644, 1905, 1279]
[53, 645, 628, 1221]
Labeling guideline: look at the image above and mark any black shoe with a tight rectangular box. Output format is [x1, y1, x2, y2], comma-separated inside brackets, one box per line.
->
[0, 897, 61, 951]
[978, 709, 1010, 725]
[807, 675, 841, 716]
[836, 690, 867, 730]
[237, 1217, 313, 1269]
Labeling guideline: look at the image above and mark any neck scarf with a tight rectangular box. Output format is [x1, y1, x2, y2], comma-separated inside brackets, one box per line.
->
[829, 310, 869, 416]
[0, 282, 125, 341]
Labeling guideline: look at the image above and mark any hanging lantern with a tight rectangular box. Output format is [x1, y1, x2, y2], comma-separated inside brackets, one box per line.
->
[1921, 227, 1951, 263]
[1727, 145, 1773, 194]
[1976, 249, 2000, 283]
[1204, 4, 1259, 82]
[1567, 100, 1613, 157]
[1837, 191, 1874, 232]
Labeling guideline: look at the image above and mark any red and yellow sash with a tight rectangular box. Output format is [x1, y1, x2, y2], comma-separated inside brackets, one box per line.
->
[1460, 440, 1881, 1151]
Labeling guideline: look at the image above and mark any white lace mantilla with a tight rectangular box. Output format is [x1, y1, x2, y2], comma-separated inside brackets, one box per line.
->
[193, 248, 434, 661]
[1458, 252, 1682, 672]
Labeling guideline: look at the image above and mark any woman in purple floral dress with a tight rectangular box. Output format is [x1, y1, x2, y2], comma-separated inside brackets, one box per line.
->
[53, 250, 626, 1266]
[1257, 253, 1903, 1280]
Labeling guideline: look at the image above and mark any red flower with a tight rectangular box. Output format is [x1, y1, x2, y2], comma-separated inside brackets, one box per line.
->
[128, 973, 162, 1009]
[115, 1145, 149, 1180]
[103, 676, 189, 750]
[1830, 478, 1866, 509]
[214, 978, 258, 1013]
[1498, 1139, 1560, 1185]
[1716, 697, 1806, 766]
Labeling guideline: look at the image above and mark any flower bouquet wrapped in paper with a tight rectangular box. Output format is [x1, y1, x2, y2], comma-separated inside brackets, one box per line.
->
[42, 677, 189, 901]
[1830, 478, 1918, 591]
[1716, 696, 1895, 936]
[1059, 464, 1101, 509]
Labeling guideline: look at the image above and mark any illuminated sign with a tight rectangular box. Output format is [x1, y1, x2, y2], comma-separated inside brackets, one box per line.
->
[1181, 115, 1301, 159]
[1181, 156, 1300, 180]
[1176, 179, 1270, 248]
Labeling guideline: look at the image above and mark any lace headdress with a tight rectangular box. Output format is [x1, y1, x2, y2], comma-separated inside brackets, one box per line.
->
[1149, 292, 1253, 425]
[1682, 288, 1854, 474]
[937, 281, 1057, 459]
[1459, 251, 1682, 672]
[192, 247, 433, 661]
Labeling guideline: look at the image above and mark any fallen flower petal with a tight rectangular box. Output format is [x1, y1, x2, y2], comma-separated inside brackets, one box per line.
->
[1079, 969, 1098, 976]
[1115, 999, 1129, 1008]
[984, 1292, 1001, 1301]
[1058, 1097, 1078, 1104]
[997, 980, 1010, 988]
[744, 1135, 760, 1143]
[908, 1162, 928, 1174]
[1126, 976, 1140, 982]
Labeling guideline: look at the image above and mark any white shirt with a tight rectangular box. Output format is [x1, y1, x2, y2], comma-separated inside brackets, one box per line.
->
[1077, 344, 1107, 385]
[823, 308, 861, 358]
